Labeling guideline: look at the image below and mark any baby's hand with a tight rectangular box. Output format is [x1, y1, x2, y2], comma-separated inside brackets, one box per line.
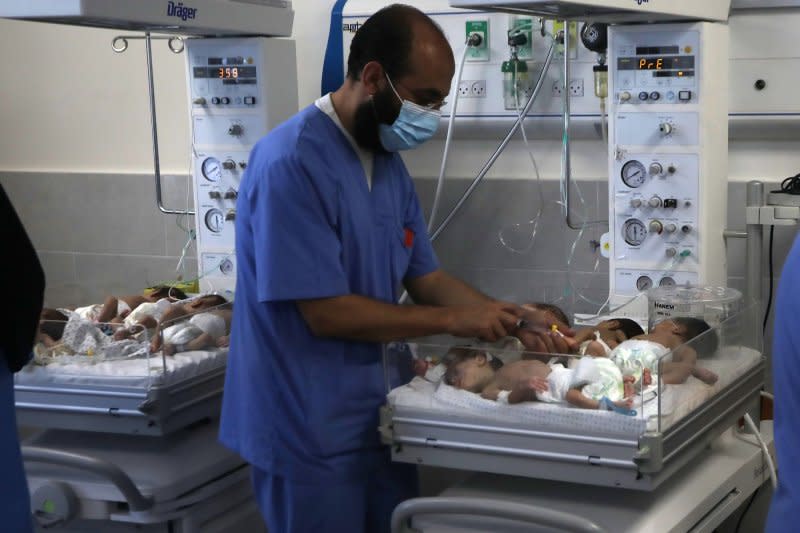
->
[216, 335, 230, 348]
[615, 398, 634, 409]
[622, 376, 636, 398]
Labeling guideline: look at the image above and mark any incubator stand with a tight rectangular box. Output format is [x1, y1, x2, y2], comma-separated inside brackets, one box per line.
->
[380, 303, 764, 492]
[16, 302, 255, 531]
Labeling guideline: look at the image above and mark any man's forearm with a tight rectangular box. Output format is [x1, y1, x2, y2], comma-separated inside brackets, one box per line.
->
[405, 270, 492, 306]
[297, 294, 454, 343]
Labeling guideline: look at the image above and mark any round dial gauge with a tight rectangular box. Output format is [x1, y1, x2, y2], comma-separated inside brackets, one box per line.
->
[622, 219, 648, 246]
[204, 208, 225, 233]
[636, 275, 653, 291]
[659, 277, 677, 288]
[219, 258, 234, 275]
[621, 160, 648, 188]
[201, 157, 222, 182]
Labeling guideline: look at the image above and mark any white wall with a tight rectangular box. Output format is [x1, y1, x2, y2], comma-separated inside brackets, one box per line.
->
[1, 4, 800, 182]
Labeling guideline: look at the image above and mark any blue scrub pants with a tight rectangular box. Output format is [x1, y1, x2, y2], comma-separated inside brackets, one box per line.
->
[251, 456, 417, 533]
[0, 361, 33, 533]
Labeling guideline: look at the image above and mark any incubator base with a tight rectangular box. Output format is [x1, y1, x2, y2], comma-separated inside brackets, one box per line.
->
[407, 422, 774, 533]
[22, 420, 264, 532]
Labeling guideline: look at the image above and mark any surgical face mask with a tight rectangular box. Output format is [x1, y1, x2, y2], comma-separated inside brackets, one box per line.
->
[378, 74, 442, 152]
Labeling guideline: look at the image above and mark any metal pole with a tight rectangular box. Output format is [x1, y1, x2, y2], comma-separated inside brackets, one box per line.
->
[145, 32, 194, 216]
[745, 181, 765, 306]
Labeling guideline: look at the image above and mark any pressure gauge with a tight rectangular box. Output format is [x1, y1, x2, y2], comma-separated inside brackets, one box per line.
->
[621, 160, 647, 188]
[219, 258, 234, 275]
[636, 275, 653, 291]
[204, 208, 225, 233]
[622, 218, 647, 246]
[659, 277, 677, 288]
[202, 157, 222, 182]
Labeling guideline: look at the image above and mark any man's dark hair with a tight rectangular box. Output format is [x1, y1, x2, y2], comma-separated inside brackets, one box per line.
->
[147, 285, 188, 301]
[673, 317, 719, 356]
[614, 318, 644, 340]
[346, 4, 447, 81]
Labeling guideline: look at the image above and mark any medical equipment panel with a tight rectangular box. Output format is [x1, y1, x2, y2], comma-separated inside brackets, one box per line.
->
[186, 37, 298, 294]
[0, 0, 294, 37]
[379, 303, 763, 490]
[448, 0, 732, 22]
[607, 23, 728, 309]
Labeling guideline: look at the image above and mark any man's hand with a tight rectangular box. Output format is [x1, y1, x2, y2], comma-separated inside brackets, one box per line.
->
[516, 307, 578, 354]
[445, 301, 523, 342]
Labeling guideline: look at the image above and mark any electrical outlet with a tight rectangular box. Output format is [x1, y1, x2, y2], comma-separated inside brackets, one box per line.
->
[552, 80, 564, 97]
[569, 78, 584, 97]
[471, 80, 486, 98]
[458, 81, 471, 98]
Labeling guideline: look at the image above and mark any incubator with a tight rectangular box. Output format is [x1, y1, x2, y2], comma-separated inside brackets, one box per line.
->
[647, 285, 743, 331]
[380, 299, 763, 491]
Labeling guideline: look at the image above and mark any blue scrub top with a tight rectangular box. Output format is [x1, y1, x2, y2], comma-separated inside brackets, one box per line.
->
[767, 233, 800, 532]
[219, 104, 439, 482]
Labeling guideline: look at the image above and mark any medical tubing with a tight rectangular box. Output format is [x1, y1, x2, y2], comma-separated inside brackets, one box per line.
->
[430, 38, 557, 243]
[743, 413, 778, 491]
[22, 446, 155, 511]
[428, 38, 477, 233]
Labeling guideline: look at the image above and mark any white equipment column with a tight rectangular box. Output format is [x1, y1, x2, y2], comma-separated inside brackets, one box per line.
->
[607, 23, 729, 311]
[185, 38, 298, 295]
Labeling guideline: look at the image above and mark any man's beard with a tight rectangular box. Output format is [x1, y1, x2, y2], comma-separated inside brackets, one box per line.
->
[352, 87, 399, 154]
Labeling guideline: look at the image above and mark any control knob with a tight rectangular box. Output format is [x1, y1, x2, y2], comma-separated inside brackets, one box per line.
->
[228, 124, 244, 136]
[222, 159, 236, 170]
[649, 162, 664, 176]
[659, 122, 673, 136]
[649, 220, 663, 234]
[193, 97, 207, 105]
[665, 223, 677, 234]
[648, 196, 663, 208]
[630, 198, 642, 209]
[224, 189, 238, 200]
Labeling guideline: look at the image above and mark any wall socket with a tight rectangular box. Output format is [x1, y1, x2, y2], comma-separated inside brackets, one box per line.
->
[569, 78, 585, 97]
[552, 80, 564, 97]
[459, 80, 487, 98]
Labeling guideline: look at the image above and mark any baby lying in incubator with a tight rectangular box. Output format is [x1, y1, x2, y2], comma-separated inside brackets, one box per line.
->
[149, 302, 232, 355]
[113, 294, 228, 341]
[443, 346, 636, 413]
[73, 286, 188, 326]
[576, 317, 719, 386]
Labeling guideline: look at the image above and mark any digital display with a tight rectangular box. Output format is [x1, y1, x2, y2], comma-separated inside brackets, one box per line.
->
[617, 55, 695, 71]
[192, 66, 257, 80]
[635, 46, 679, 55]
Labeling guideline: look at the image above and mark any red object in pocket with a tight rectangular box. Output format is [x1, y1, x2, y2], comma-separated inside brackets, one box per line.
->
[404, 228, 415, 248]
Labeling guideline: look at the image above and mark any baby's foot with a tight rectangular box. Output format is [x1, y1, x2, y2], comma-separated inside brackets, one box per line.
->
[642, 368, 653, 387]
[693, 366, 718, 385]
[615, 398, 633, 410]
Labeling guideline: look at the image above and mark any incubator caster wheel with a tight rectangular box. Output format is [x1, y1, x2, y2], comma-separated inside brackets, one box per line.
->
[31, 481, 79, 527]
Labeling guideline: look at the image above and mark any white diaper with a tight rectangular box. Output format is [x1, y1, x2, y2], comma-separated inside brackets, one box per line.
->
[189, 312, 226, 339]
[74, 304, 102, 322]
[581, 357, 625, 401]
[536, 358, 598, 404]
[124, 298, 172, 328]
[610, 339, 668, 384]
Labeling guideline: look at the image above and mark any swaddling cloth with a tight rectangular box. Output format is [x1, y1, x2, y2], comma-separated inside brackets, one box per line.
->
[162, 313, 227, 346]
[536, 357, 599, 404]
[609, 339, 668, 384]
[580, 358, 625, 402]
[124, 298, 172, 328]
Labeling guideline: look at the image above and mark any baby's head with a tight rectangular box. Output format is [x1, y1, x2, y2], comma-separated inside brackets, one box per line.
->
[522, 302, 570, 328]
[442, 345, 503, 393]
[39, 308, 69, 342]
[654, 317, 719, 355]
[187, 294, 228, 311]
[595, 318, 645, 348]
[145, 285, 188, 302]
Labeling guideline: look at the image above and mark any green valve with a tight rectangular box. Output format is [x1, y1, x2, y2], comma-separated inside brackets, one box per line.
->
[42, 499, 56, 514]
[465, 20, 489, 62]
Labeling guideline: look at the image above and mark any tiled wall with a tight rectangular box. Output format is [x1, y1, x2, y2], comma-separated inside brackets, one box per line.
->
[3, 170, 797, 358]
[1, 172, 196, 307]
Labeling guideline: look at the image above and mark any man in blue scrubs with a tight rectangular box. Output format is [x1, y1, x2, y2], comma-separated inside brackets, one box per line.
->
[1, 184, 44, 532]
[766, 232, 800, 532]
[220, 5, 575, 532]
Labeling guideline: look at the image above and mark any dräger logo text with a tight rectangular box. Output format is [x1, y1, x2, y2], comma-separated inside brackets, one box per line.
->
[343, 22, 363, 33]
[167, 1, 197, 21]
